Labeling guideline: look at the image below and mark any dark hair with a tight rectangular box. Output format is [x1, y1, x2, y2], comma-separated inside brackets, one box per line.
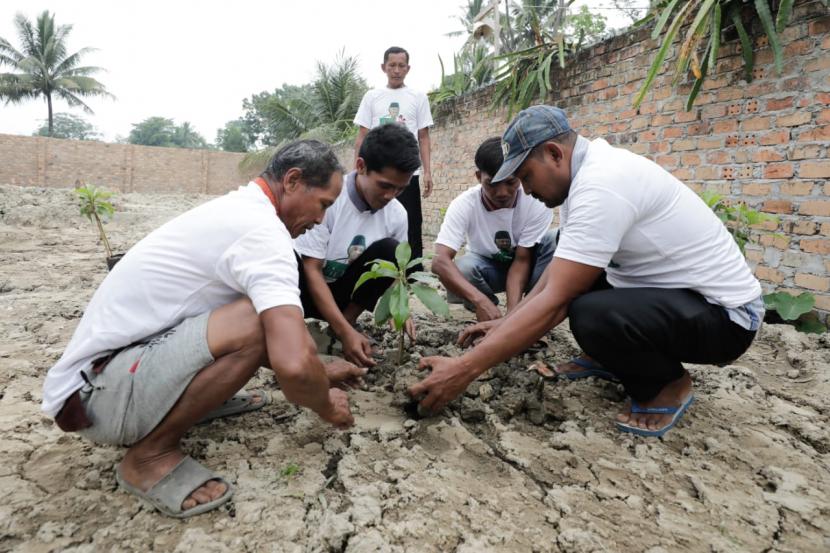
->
[359, 124, 421, 174]
[262, 139, 343, 188]
[383, 46, 409, 64]
[475, 137, 504, 177]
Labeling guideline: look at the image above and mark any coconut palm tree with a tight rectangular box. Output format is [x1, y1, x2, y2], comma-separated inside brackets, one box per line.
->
[0, 10, 111, 136]
[241, 51, 368, 172]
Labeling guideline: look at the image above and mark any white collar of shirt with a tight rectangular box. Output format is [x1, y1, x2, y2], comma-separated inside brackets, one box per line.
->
[570, 135, 590, 180]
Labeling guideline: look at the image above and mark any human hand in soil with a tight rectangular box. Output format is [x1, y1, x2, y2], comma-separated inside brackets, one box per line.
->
[408, 356, 473, 414]
[325, 358, 368, 390]
[318, 388, 354, 429]
[473, 298, 502, 322]
[342, 329, 377, 367]
[458, 319, 500, 348]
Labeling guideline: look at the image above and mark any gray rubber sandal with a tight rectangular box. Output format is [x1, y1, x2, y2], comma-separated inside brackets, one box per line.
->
[198, 389, 270, 424]
[115, 456, 234, 518]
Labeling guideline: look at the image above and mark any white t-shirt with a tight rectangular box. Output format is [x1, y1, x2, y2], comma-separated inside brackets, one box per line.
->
[555, 138, 761, 308]
[41, 182, 302, 417]
[354, 85, 433, 175]
[294, 171, 408, 282]
[436, 184, 553, 263]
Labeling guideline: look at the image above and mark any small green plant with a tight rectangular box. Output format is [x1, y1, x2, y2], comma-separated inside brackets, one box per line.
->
[700, 190, 826, 334]
[76, 185, 115, 258]
[764, 292, 827, 334]
[280, 463, 301, 479]
[354, 242, 450, 365]
[700, 190, 778, 253]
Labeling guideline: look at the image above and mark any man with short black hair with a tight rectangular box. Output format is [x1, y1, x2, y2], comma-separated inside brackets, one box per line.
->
[43, 140, 363, 518]
[411, 106, 763, 438]
[296, 124, 421, 367]
[354, 46, 434, 262]
[432, 137, 556, 322]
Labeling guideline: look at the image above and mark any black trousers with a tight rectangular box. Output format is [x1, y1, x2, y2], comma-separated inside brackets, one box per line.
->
[298, 238, 399, 319]
[396, 175, 423, 262]
[568, 286, 757, 402]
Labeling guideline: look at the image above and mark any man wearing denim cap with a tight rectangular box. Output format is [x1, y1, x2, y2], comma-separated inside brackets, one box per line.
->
[410, 105, 764, 438]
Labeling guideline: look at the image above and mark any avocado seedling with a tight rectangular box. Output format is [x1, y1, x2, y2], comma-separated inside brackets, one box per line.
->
[354, 242, 449, 365]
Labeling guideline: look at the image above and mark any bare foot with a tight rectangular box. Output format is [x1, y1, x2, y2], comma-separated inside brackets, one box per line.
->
[119, 447, 227, 511]
[616, 371, 694, 432]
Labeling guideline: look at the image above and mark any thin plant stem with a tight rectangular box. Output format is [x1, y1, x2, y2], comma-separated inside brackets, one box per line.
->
[94, 213, 113, 258]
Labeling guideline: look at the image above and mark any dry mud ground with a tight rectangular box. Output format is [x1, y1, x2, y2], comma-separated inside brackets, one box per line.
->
[0, 185, 829, 553]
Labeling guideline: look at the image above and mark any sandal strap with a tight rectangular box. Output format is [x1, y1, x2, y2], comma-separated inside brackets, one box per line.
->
[145, 456, 219, 515]
[629, 402, 679, 415]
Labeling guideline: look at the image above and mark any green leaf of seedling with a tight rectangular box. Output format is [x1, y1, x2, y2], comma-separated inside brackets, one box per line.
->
[374, 285, 394, 326]
[409, 271, 440, 286]
[794, 312, 827, 334]
[353, 271, 379, 294]
[395, 242, 411, 270]
[763, 292, 815, 321]
[367, 259, 398, 273]
[411, 284, 450, 317]
[406, 257, 425, 270]
[389, 281, 409, 331]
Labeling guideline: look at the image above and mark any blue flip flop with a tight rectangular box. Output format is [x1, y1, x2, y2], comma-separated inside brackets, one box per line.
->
[616, 394, 695, 437]
[556, 358, 619, 382]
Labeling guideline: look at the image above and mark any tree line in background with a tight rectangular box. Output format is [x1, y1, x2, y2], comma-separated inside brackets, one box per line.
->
[1, 2, 821, 151]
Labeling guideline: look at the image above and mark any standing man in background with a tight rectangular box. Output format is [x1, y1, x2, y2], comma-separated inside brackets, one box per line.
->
[354, 46, 434, 262]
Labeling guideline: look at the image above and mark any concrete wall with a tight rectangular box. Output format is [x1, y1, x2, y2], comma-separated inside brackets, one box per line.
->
[0, 134, 246, 194]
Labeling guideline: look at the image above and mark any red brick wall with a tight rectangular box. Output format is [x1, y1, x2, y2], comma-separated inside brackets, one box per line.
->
[0, 134, 246, 194]
[425, 0, 830, 311]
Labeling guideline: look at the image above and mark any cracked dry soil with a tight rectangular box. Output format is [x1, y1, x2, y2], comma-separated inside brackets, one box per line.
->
[1, 185, 829, 552]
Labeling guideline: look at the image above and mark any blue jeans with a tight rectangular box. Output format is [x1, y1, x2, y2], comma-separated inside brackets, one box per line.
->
[448, 229, 558, 309]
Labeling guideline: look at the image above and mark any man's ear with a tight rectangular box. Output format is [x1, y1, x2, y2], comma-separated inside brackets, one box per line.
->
[543, 141, 566, 163]
[475, 169, 482, 183]
[282, 167, 303, 193]
[355, 157, 367, 174]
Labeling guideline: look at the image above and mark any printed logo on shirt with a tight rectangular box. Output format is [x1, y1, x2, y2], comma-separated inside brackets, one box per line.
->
[379, 102, 407, 126]
[322, 235, 367, 282]
[491, 230, 515, 264]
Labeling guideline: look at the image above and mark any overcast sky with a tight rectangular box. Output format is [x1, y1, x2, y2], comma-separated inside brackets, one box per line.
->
[0, 1, 637, 142]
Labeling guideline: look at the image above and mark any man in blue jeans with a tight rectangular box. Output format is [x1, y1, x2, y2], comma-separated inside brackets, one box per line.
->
[432, 137, 556, 322]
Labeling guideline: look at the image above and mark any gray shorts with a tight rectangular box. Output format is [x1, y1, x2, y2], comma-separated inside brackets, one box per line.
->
[78, 312, 214, 446]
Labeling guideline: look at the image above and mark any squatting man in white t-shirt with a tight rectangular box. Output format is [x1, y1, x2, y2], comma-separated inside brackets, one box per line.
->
[432, 136, 556, 322]
[295, 124, 421, 367]
[42, 141, 365, 518]
[411, 105, 764, 438]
